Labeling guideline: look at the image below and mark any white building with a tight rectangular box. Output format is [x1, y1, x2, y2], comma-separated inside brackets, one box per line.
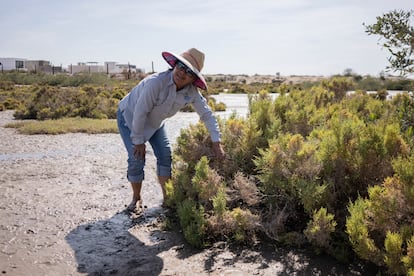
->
[0, 58, 26, 71]
[67, 61, 140, 74]
[104, 62, 121, 74]
[0, 57, 143, 74]
[25, 60, 53, 73]
[68, 62, 104, 74]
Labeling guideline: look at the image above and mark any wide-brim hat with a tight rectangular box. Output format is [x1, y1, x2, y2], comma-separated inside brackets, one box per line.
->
[162, 48, 207, 90]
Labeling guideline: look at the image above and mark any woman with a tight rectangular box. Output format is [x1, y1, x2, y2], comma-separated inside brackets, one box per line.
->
[117, 48, 225, 211]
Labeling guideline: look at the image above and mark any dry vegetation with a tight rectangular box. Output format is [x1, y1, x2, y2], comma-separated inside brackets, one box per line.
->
[1, 71, 414, 274]
[169, 78, 414, 275]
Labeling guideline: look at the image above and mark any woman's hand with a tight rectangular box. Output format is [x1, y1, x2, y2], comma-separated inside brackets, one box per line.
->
[212, 142, 225, 161]
[134, 144, 146, 160]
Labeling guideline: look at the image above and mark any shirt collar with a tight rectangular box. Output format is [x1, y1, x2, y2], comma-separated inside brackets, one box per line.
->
[167, 70, 175, 88]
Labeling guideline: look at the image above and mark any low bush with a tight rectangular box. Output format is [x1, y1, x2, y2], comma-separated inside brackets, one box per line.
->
[170, 78, 414, 274]
[2, 73, 414, 272]
[10, 85, 122, 120]
[5, 117, 118, 134]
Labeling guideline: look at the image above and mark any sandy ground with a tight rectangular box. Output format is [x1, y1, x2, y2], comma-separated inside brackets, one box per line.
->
[0, 110, 376, 275]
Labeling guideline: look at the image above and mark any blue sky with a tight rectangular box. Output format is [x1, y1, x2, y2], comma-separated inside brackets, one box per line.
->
[0, 0, 412, 76]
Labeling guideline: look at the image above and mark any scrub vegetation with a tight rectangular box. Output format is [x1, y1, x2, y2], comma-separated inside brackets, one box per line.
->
[0, 72, 226, 133]
[5, 117, 118, 135]
[1, 71, 414, 273]
[169, 77, 414, 275]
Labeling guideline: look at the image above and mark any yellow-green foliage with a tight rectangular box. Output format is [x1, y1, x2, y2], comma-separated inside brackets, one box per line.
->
[346, 174, 414, 274]
[402, 235, 414, 273]
[170, 152, 261, 246]
[271, 89, 314, 137]
[171, 77, 414, 272]
[310, 85, 334, 108]
[3, 83, 131, 120]
[384, 123, 410, 157]
[393, 154, 414, 203]
[192, 156, 223, 206]
[207, 97, 226, 112]
[229, 207, 259, 243]
[346, 198, 382, 264]
[175, 122, 213, 169]
[393, 92, 414, 135]
[384, 231, 404, 274]
[315, 110, 396, 204]
[0, 83, 32, 111]
[304, 207, 337, 252]
[321, 77, 354, 102]
[177, 199, 206, 248]
[249, 91, 278, 138]
[212, 187, 227, 217]
[255, 133, 325, 213]
[219, 116, 250, 176]
[6, 117, 117, 134]
[218, 115, 266, 177]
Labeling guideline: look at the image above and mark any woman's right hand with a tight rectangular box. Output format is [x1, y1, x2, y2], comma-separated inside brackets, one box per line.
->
[134, 144, 146, 160]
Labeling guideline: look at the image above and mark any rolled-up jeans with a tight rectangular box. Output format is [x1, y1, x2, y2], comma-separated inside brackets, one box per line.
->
[117, 108, 172, 183]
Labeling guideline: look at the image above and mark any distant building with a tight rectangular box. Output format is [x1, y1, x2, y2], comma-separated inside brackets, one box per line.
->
[68, 62, 103, 74]
[68, 61, 141, 74]
[117, 63, 138, 73]
[25, 60, 52, 73]
[0, 57, 143, 75]
[104, 62, 121, 74]
[0, 57, 26, 71]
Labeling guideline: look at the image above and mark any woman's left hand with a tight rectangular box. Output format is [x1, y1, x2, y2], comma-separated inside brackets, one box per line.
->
[212, 142, 225, 161]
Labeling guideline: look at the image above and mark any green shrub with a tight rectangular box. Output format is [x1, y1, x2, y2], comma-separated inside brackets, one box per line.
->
[384, 231, 405, 275]
[346, 174, 414, 274]
[272, 89, 315, 137]
[192, 156, 223, 208]
[346, 197, 382, 264]
[304, 207, 337, 253]
[393, 154, 414, 203]
[177, 199, 206, 248]
[394, 92, 414, 144]
[255, 133, 324, 214]
[229, 207, 259, 243]
[169, 77, 414, 272]
[12, 85, 118, 120]
[402, 235, 414, 273]
[0, 81, 14, 90]
[321, 77, 354, 102]
[1, 97, 21, 110]
[219, 116, 251, 177]
[112, 87, 127, 100]
[212, 187, 227, 217]
[174, 122, 213, 171]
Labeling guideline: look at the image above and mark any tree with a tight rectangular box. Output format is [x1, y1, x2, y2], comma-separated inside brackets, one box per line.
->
[343, 68, 355, 76]
[364, 9, 414, 76]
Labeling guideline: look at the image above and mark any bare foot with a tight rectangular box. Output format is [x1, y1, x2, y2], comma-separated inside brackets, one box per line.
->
[126, 198, 142, 212]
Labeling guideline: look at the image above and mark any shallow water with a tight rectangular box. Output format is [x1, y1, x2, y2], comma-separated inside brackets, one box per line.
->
[165, 92, 281, 143]
[0, 94, 251, 162]
[165, 93, 253, 144]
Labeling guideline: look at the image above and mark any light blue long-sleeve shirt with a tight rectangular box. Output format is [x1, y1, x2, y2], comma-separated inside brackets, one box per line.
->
[118, 70, 221, 145]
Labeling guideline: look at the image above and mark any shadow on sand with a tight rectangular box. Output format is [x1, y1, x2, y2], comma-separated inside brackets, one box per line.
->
[66, 207, 377, 275]
[66, 207, 173, 276]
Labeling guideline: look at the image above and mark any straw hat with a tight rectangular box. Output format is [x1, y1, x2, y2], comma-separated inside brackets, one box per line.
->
[162, 48, 207, 90]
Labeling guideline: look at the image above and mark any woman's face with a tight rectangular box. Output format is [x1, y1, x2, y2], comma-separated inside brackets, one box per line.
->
[173, 61, 197, 90]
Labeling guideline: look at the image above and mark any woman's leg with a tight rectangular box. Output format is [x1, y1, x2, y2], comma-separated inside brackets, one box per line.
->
[149, 124, 172, 204]
[128, 182, 142, 211]
[117, 109, 145, 211]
